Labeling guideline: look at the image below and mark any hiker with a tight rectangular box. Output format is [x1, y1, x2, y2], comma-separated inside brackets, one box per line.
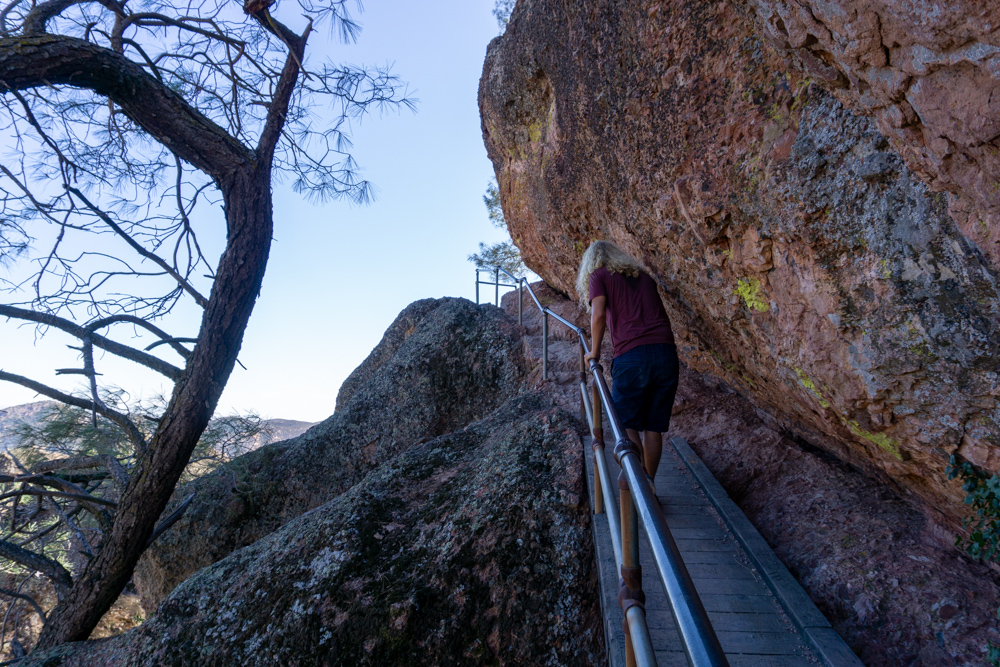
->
[577, 240, 678, 489]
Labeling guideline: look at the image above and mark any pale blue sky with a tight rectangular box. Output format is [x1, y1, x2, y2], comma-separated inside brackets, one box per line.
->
[0, 0, 516, 422]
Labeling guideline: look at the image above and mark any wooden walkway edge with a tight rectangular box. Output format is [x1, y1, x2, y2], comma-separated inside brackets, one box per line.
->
[584, 435, 864, 667]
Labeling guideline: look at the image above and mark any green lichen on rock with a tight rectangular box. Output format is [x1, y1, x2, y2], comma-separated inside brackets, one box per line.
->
[793, 367, 830, 408]
[734, 277, 768, 312]
[846, 420, 903, 461]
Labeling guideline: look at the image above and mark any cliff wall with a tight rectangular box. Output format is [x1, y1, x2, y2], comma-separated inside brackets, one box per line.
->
[479, 0, 1000, 528]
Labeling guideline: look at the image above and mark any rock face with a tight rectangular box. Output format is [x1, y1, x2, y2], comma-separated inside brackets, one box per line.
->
[24, 393, 603, 666]
[479, 0, 1000, 529]
[752, 0, 1000, 265]
[136, 298, 529, 611]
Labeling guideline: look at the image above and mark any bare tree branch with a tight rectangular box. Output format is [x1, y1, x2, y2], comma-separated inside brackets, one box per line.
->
[0, 539, 72, 593]
[0, 370, 146, 450]
[0, 305, 182, 380]
[0, 35, 252, 181]
[0, 488, 116, 508]
[0, 588, 46, 625]
[29, 457, 105, 474]
[145, 493, 194, 549]
[66, 187, 209, 308]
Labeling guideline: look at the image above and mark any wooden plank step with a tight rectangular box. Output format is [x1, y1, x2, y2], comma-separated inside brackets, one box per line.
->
[645, 611, 793, 633]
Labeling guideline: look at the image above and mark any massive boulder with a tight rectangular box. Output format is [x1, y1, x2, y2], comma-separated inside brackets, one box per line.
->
[136, 298, 529, 610]
[479, 0, 1000, 529]
[22, 393, 603, 666]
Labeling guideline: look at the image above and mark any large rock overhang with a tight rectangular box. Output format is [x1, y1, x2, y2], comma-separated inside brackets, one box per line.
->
[479, 0, 1000, 529]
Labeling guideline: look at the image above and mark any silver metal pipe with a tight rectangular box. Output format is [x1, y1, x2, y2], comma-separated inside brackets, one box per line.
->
[522, 281, 544, 311]
[625, 606, 658, 667]
[494, 267, 500, 306]
[620, 453, 729, 667]
[496, 266, 520, 283]
[544, 308, 584, 334]
[594, 442, 622, 570]
[542, 311, 549, 381]
[588, 360, 627, 446]
[475, 271, 479, 304]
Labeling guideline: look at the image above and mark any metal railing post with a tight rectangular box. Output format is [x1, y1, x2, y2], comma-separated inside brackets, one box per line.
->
[620, 469, 643, 667]
[494, 267, 500, 306]
[518, 279, 523, 327]
[542, 311, 549, 381]
[592, 379, 604, 515]
[475, 270, 479, 304]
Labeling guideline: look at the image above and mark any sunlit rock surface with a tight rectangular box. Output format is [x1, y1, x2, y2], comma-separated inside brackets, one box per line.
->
[136, 298, 530, 611]
[479, 0, 1000, 529]
[24, 393, 602, 666]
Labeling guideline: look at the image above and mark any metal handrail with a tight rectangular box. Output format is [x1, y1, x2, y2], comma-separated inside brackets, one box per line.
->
[476, 267, 729, 667]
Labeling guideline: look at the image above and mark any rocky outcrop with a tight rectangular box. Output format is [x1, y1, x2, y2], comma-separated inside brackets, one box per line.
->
[479, 0, 1000, 529]
[136, 298, 529, 611]
[23, 393, 603, 666]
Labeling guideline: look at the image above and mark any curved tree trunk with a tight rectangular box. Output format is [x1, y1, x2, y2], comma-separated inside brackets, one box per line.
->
[34, 165, 275, 648]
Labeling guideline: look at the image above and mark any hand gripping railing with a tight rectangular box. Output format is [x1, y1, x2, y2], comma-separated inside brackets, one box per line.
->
[475, 267, 729, 667]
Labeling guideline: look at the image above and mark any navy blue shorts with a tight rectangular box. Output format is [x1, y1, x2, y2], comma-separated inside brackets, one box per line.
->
[611, 343, 679, 433]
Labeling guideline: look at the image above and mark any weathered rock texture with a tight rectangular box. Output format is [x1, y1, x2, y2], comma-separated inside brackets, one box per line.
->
[23, 393, 603, 666]
[752, 0, 1000, 264]
[479, 0, 1000, 530]
[136, 298, 529, 611]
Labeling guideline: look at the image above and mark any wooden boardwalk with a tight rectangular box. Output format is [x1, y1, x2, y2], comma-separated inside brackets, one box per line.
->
[585, 436, 863, 667]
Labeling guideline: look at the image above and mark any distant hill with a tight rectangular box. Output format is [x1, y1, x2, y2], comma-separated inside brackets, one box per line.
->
[0, 401, 317, 452]
[263, 419, 318, 444]
[0, 401, 57, 451]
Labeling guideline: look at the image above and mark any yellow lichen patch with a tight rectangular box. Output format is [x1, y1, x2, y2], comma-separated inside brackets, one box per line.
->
[879, 259, 892, 280]
[846, 420, 903, 461]
[792, 367, 829, 408]
[708, 349, 737, 373]
[527, 119, 543, 143]
[734, 277, 769, 312]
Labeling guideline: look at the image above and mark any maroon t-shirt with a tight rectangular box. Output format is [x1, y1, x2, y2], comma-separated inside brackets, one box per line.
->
[589, 267, 675, 358]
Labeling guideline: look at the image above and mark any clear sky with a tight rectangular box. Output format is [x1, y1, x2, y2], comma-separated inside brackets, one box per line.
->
[0, 0, 517, 422]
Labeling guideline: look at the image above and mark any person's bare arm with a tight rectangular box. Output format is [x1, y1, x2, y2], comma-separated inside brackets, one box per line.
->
[585, 295, 606, 365]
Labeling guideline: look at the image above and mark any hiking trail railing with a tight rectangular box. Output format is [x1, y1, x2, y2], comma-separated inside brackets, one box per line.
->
[475, 267, 729, 667]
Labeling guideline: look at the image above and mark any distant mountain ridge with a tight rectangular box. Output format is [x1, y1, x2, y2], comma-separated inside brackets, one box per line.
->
[0, 401, 57, 451]
[0, 401, 317, 452]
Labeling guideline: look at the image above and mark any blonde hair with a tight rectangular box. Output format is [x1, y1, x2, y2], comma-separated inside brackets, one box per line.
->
[575, 240, 644, 308]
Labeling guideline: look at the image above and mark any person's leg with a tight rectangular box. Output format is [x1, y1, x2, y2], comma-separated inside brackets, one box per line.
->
[625, 428, 642, 450]
[625, 429, 663, 475]
[643, 344, 678, 480]
[611, 348, 647, 447]
[643, 430, 663, 478]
